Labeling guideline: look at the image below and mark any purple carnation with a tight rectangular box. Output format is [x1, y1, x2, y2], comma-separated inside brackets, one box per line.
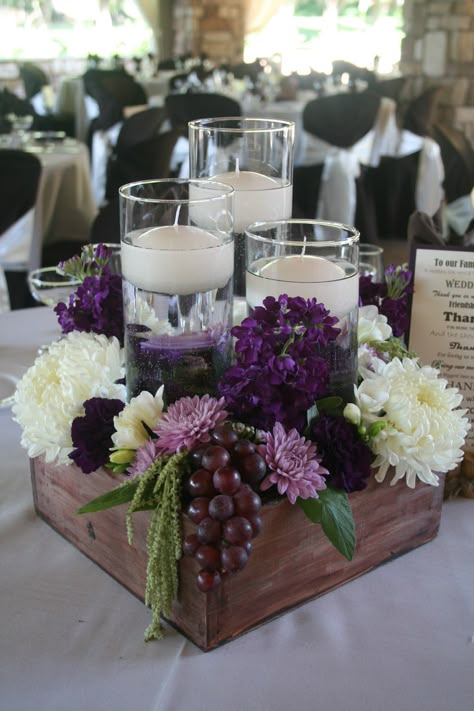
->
[69, 397, 125, 474]
[55, 272, 124, 343]
[219, 294, 340, 432]
[310, 414, 373, 492]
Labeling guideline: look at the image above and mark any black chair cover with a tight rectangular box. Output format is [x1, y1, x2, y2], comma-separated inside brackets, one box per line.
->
[83, 69, 148, 132]
[164, 92, 241, 132]
[303, 91, 381, 147]
[105, 128, 182, 200]
[18, 62, 49, 100]
[0, 149, 42, 308]
[432, 122, 474, 203]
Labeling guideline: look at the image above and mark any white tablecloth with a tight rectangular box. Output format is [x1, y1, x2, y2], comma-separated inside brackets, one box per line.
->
[1, 307, 473, 711]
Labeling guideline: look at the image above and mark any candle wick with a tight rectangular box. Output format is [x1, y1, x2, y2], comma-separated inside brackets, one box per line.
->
[235, 157, 240, 174]
[301, 235, 306, 257]
[174, 205, 181, 226]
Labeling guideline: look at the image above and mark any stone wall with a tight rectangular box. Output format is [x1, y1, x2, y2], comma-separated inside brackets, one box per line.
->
[401, 0, 474, 145]
[173, 0, 244, 64]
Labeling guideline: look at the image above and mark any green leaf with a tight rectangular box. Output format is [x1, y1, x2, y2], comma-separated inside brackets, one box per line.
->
[319, 486, 355, 561]
[315, 396, 344, 416]
[76, 479, 141, 514]
[298, 486, 355, 560]
[297, 496, 323, 523]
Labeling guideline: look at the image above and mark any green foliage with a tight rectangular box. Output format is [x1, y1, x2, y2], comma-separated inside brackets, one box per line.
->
[77, 451, 190, 642]
[298, 485, 356, 560]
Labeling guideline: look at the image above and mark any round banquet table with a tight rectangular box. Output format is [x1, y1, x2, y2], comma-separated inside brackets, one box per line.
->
[25, 138, 98, 249]
[0, 307, 473, 711]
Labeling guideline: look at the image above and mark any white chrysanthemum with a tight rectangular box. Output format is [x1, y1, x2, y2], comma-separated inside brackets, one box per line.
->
[112, 386, 164, 450]
[134, 296, 174, 335]
[358, 304, 392, 343]
[13, 332, 126, 465]
[355, 356, 470, 488]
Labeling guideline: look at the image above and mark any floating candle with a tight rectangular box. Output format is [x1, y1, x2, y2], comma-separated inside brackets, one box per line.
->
[213, 170, 292, 233]
[246, 254, 359, 316]
[121, 225, 234, 295]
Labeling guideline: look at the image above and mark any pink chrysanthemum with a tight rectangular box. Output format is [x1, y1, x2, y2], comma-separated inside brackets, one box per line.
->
[153, 395, 228, 454]
[258, 422, 328, 504]
[127, 438, 160, 477]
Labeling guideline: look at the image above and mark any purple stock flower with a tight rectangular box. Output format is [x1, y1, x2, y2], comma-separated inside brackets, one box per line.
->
[311, 414, 373, 493]
[55, 272, 124, 342]
[258, 422, 328, 504]
[358, 265, 413, 339]
[219, 294, 340, 432]
[69, 397, 125, 474]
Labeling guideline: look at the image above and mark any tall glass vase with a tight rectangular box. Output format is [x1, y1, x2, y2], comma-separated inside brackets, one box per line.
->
[245, 219, 360, 401]
[119, 178, 234, 404]
[188, 117, 295, 296]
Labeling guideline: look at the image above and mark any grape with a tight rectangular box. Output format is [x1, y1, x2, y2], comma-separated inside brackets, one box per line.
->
[220, 545, 249, 573]
[189, 445, 207, 469]
[242, 540, 253, 555]
[195, 544, 220, 571]
[210, 423, 239, 449]
[186, 497, 210, 524]
[239, 453, 267, 485]
[223, 516, 253, 545]
[183, 533, 199, 557]
[197, 517, 222, 544]
[201, 445, 231, 472]
[232, 439, 256, 459]
[208, 494, 235, 521]
[186, 469, 216, 497]
[233, 486, 262, 516]
[213, 465, 241, 495]
[196, 569, 221, 592]
[248, 514, 263, 538]
[184, 434, 266, 592]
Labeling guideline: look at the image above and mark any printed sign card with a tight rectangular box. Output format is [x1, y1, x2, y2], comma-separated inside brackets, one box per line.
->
[409, 246, 474, 450]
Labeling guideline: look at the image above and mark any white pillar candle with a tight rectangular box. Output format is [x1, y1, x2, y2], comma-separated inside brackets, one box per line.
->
[122, 225, 234, 295]
[246, 254, 359, 316]
[213, 170, 293, 232]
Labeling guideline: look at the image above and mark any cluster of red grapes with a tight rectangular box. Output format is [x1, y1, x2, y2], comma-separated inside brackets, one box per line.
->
[183, 423, 267, 592]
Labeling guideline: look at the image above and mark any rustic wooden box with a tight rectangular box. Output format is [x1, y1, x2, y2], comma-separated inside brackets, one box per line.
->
[31, 456, 445, 651]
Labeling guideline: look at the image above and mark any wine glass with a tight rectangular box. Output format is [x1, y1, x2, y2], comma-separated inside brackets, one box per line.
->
[358, 244, 385, 282]
[27, 267, 81, 308]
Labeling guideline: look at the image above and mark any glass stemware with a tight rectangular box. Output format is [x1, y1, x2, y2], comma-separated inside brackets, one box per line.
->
[27, 266, 81, 308]
[358, 244, 385, 281]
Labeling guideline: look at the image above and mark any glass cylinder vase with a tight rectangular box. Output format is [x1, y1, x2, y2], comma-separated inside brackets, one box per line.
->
[119, 179, 234, 404]
[188, 117, 295, 296]
[245, 219, 360, 401]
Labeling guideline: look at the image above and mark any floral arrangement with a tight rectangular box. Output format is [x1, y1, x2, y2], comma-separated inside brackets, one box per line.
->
[13, 246, 470, 641]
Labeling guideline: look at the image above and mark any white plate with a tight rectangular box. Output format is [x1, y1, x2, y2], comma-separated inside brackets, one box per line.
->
[0, 372, 19, 409]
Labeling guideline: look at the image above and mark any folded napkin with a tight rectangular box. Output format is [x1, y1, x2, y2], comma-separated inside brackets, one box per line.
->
[408, 207, 474, 249]
[407, 209, 446, 248]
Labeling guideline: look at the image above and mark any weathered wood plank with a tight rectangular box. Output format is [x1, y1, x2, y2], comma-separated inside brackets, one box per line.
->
[30, 457, 444, 651]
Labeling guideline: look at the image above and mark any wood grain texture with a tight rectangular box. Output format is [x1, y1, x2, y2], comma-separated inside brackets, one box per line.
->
[31, 458, 445, 651]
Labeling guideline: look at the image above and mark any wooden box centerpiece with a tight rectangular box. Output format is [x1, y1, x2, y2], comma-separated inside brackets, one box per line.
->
[31, 456, 445, 652]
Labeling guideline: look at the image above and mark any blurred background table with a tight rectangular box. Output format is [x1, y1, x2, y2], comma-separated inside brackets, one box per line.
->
[1, 306, 473, 711]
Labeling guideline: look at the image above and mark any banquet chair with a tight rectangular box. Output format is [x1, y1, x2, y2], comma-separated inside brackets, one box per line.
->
[164, 92, 241, 133]
[432, 122, 474, 238]
[293, 91, 382, 241]
[105, 122, 182, 199]
[0, 150, 42, 310]
[18, 62, 49, 101]
[402, 85, 442, 137]
[83, 69, 148, 133]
